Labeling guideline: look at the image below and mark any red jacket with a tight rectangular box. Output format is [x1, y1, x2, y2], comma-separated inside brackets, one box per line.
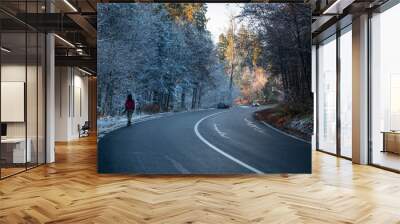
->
[125, 99, 135, 111]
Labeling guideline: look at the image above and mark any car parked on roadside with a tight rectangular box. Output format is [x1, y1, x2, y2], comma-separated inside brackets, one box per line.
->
[217, 103, 230, 109]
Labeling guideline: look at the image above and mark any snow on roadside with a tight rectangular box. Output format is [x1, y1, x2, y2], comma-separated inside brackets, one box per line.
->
[97, 108, 216, 140]
[286, 116, 313, 137]
[97, 113, 162, 140]
[98, 115, 141, 139]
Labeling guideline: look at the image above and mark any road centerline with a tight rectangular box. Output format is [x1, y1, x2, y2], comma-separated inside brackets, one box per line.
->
[244, 117, 267, 135]
[194, 111, 264, 174]
[213, 123, 230, 139]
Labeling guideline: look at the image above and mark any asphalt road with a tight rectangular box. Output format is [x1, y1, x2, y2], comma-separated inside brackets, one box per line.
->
[98, 106, 311, 174]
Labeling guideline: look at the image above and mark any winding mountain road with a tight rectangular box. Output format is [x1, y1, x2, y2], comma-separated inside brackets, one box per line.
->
[98, 106, 311, 174]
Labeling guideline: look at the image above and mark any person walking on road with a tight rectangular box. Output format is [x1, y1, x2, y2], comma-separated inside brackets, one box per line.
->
[124, 94, 135, 126]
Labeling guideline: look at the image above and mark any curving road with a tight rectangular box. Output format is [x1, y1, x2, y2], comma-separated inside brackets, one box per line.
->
[98, 106, 311, 174]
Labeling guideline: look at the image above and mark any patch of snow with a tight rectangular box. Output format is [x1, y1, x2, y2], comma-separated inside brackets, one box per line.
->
[286, 116, 313, 136]
[97, 113, 155, 139]
[98, 108, 217, 140]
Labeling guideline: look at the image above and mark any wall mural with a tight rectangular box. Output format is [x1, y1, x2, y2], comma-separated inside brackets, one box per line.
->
[97, 3, 312, 174]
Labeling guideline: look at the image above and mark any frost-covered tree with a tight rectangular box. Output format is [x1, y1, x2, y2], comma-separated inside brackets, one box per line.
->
[98, 3, 231, 116]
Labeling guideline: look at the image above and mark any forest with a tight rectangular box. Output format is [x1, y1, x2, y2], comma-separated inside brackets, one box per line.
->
[98, 3, 311, 120]
[98, 3, 233, 116]
[217, 3, 311, 109]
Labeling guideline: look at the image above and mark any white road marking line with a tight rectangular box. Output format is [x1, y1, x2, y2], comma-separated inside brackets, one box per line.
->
[244, 118, 266, 134]
[260, 121, 310, 144]
[194, 111, 264, 174]
[213, 123, 230, 139]
[165, 155, 190, 174]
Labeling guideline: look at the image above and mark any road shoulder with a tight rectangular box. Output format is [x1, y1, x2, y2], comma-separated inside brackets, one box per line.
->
[254, 105, 312, 143]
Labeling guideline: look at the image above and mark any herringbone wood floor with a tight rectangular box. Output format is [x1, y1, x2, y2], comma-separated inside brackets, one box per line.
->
[1, 136, 400, 223]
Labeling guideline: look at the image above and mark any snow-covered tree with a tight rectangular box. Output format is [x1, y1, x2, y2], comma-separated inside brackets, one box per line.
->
[98, 3, 232, 116]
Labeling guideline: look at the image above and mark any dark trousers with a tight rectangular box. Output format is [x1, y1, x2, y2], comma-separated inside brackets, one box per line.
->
[127, 110, 133, 125]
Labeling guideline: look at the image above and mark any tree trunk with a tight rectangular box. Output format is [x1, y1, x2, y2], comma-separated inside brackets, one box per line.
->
[166, 93, 170, 111]
[192, 88, 197, 110]
[104, 73, 113, 116]
[197, 86, 202, 108]
[161, 93, 166, 112]
[181, 91, 186, 110]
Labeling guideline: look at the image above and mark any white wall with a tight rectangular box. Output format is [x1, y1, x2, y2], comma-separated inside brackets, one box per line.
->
[55, 67, 70, 141]
[1, 65, 41, 137]
[71, 72, 89, 138]
[1, 65, 26, 139]
[1, 63, 46, 164]
[55, 67, 89, 141]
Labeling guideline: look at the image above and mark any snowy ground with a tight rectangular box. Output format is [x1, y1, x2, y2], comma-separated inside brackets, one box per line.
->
[98, 108, 215, 140]
[98, 113, 170, 139]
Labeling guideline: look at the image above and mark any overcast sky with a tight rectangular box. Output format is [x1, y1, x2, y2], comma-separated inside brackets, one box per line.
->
[206, 3, 242, 44]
